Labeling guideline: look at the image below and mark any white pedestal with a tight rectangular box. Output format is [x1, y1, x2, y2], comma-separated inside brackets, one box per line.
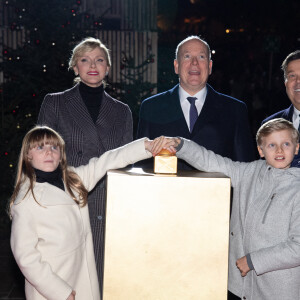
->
[103, 168, 231, 300]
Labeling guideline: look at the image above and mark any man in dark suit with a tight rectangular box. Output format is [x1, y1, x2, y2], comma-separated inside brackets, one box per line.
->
[137, 36, 255, 170]
[262, 50, 300, 167]
[137, 36, 255, 300]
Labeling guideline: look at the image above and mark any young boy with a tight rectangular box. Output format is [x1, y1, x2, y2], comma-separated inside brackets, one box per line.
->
[167, 118, 300, 299]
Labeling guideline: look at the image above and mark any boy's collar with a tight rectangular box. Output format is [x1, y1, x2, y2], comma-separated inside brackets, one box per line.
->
[266, 163, 300, 176]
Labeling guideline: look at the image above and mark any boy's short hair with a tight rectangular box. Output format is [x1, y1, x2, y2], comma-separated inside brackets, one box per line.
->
[256, 118, 299, 146]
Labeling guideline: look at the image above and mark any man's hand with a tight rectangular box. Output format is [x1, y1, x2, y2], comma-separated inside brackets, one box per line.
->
[236, 256, 250, 277]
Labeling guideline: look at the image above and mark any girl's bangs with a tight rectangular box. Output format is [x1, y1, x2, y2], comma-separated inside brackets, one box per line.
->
[28, 130, 61, 149]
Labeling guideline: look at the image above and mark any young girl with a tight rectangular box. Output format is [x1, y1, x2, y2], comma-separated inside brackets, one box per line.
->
[9, 126, 168, 300]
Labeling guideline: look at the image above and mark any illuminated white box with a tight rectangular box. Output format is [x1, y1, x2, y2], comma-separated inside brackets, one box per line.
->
[103, 168, 231, 300]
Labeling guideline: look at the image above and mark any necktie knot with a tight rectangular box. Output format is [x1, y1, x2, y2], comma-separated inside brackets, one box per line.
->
[187, 96, 197, 105]
[187, 97, 198, 132]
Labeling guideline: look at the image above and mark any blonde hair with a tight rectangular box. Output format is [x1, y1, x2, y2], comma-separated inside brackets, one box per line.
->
[256, 118, 299, 146]
[69, 37, 111, 85]
[9, 126, 88, 216]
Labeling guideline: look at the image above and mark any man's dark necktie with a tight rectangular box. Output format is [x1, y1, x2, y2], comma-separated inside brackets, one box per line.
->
[298, 114, 300, 133]
[187, 97, 198, 132]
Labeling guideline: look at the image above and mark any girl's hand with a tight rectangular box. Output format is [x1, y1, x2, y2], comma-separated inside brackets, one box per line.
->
[66, 290, 76, 300]
[145, 137, 180, 156]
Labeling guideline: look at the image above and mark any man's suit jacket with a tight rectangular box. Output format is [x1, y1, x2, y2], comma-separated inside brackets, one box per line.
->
[262, 105, 300, 167]
[37, 83, 133, 295]
[263, 104, 293, 123]
[137, 84, 255, 170]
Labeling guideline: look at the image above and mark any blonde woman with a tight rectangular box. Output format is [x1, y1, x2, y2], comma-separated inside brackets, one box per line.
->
[37, 37, 132, 293]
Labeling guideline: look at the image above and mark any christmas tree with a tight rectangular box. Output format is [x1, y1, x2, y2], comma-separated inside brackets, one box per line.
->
[0, 0, 95, 231]
[0, 1, 158, 231]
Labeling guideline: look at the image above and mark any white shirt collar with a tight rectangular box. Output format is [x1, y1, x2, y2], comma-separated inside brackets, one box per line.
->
[179, 85, 207, 106]
[178, 85, 207, 131]
[292, 106, 300, 128]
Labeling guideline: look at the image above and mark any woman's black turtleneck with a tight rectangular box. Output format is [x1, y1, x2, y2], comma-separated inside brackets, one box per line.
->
[79, 82, 104, 123]
[35, 167, 65, 191]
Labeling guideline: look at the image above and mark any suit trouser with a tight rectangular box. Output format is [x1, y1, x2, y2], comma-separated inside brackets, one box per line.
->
[228, 290, 241, 300]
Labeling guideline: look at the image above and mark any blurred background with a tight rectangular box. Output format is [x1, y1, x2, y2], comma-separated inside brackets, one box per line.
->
[0, 0, 299, 297]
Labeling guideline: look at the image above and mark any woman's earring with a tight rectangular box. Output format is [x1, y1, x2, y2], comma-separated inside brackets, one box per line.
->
[105, 71, 108, 76]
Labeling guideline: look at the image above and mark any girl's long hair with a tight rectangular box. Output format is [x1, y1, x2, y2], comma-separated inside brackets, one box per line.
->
[9, 126, 88, 216]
